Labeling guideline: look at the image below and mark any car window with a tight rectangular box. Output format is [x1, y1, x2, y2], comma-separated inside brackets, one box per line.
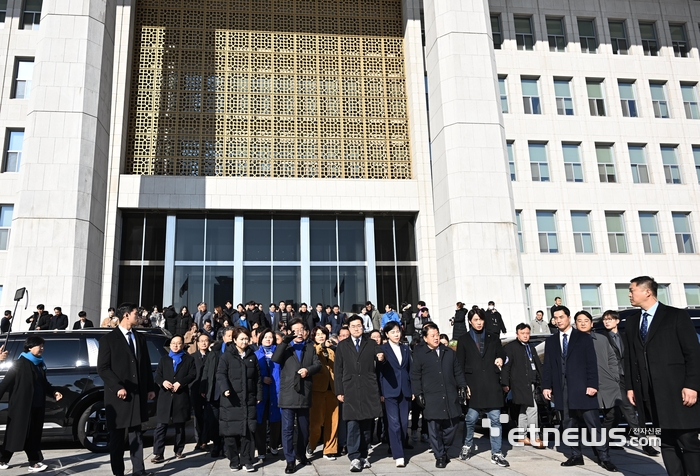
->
[146, 338, 166, 366]
[42, 338, 86, 369]
[87, 337, 99, 367]
[0, 339, 22, 371]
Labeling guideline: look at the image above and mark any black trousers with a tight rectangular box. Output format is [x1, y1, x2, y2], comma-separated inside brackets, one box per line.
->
[337, 402, 347, 448]
[561, 407, 610, 462]
[191, 389, 206, 445]
[204, 400, 223, 451]
[410, 399, 428, 434]
[225, 430, 255, 467]
[108, 425, 144, 476]
[602, 380, 639, 437]
[152, 422, 186, 456]
[0, 406, 44, 465]
[660, 428, 700, 476]
[427, 418, 460, 459]
[346, 419, 372, 461]
[370, 402, 387, 443]
[255, 401, 282, 456]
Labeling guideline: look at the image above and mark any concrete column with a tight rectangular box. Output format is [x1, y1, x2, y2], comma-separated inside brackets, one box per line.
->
[423, 0, 526, 331]
[4, 0, 116, 328]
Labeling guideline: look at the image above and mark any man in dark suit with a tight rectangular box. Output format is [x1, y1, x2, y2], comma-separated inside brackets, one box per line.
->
[72, 311, 94, 329]
[49, 307, 68, 330]
[268, 303, 282, 331]
[26, 304, 50, 330]
[97, 303, 156, 476]
[624, 276, 700, 475]
[191, 333, 210, 451]
[542, 305, 617, 472]
[601, 309, 659, 457]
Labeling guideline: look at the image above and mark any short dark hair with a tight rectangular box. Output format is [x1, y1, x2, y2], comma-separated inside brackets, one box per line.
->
[312, 326, 329, 339]
[383, 320, 402, 335]
[204, 319, 212, 325]
[488, 301, 495, 306]
[24, 335, 45, 352]
[468, 306, 485, 322]
[170, 334, 184, 345]
[108, 307, 115, 312]
[316, 303, 323, 307]
[421, 322, 439, 338]
[630, 276, 658, 297]
[78, 311, 87, 318]
[554, 296, 562, 301]
[333, 304, 340, 309]
[232, 327, 251, 341]
[439, 334, 449, 341]
[300, 302, 307, 307]
[288, 318, 306, 330]
[602, 310, 620, 321]
[37, 304, 45, 311]
[197, 333, 210, 343]
[338, 327, 350, 336]
[346, 314, 363, 327]
[536, 310, 544, 315]
[420, 307, 429, 313]
[370, 330, 382, 339]
[54, 307, 62, 313]
[365, 301, 373, 306]
[574, 310, 593, 323]
[385, 304, 394, 310]
[3, 310, 10, 317]
[269, 303, 276, 308]
[417, 300, 426, 307]
[516, 323, 531, 332]
[117, 303, 137, 321]
[552, 305, 570, 317]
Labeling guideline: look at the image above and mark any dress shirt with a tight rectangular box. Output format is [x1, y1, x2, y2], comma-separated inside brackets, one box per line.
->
[640, 301, 659, 331]
[559, 327, 572, 353]
[118, 324, 137, 359]
[389, 341, 402, 365]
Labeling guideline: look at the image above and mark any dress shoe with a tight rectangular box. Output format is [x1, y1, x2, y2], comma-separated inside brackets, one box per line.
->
[518, 437, 531, 446]
[284, 462, 296, 474]
[643, 445, 660, 457]
[599, 460, 618, 472]
[532, 438, 545, 449]
[561, 456, 584, 466]
[150, 455, 164, 464]
[297, 456, 309, 466]
[340, 446, 348, 455]
[175, 452, 184, 459]
[435, 456, 447, 468]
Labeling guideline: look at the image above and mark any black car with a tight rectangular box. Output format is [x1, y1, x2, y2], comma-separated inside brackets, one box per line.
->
[0, 328, 169, 452]
[592, 307, 700, 336]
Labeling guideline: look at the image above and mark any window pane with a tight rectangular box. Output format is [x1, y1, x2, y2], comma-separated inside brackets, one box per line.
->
[536, 211, 555, 232]
[578, 20, 595, 37]
[204, 266, 233, 310]
[609, 21, 625, 38]
[657, 285, 670, 305]
[580, 284, 600, 307]
[310, 265, 338, 307]
[310, 219, 337, 261]
[8, 131, 23, 151]
[661, 147, 678, 165]
[639, 213, 658, 233]
[117, 265, 141, 305]
[337, 219, 365, 261]
[650, 83, 665, 101]
[640, 23, 656, 40]
[173, 265, 204, 311]
[616, 284, 630, 308]
[521, 79, 539, 97]
[16, 61, 33, 80]
[587, 82, 603, 98]
[273, 219, 300, 261]
[670, 24, 686, 41]
[628, 145, 646, 164]
[397, 266, 419, 310]
[618, 83, 634, 100]
[394, 216, 416, 261]
[141, 265, 164, 309]
[42, 339, 82, 369]
[175, 218, 205, 261]
[544, 285, 565, 306]
[498, 78, 507, 95]
[595, 145, 613, 163]
[120, 214, 144, 261]
[571, 212, 590, 232]
[272, 266, 301, 304]
[673, 213, 690, 233]
[515, 17, 532, 33]
[528, 143, 547, 162]
[562, 144, 580, 163]
[243, 266, 271, 306]
[605, 213, 624, 232]
[547, 18, 564, 35]
[554, 80, 571, 97]
[205, 218, 234, 261]
[373, 217, 394, 261]
[682, 85, 697, 103]
[244, 219, 271, 261]
[338, 265, 367, 312]
[685, 284, 700, 307]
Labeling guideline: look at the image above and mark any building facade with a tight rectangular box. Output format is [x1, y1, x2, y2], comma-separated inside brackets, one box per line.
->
[0, 0, 698, 331]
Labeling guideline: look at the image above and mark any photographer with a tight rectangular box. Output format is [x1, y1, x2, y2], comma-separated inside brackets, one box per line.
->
[308, 326, 340, 460]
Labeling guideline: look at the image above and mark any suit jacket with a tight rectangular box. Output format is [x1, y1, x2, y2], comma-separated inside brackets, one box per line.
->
[49, 313, 68, 330]
[501, 339, 542, 407]
[97, 327, 156, 429]
[334, 334, 383, 420]
[73, 319, 95, 329]
[603, 329, 625, 380]
[590, 331, 620, 409]
[411, 343, 466, 420]
[456, 330, 506, 409]
[378, 342, 412, 399]
[624, 303, 700, 428]
[542, 329, 599, 411]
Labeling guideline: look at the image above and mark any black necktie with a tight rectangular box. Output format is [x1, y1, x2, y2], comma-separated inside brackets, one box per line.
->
[127, 331, 136, 357]
[355, 338, 360, 352]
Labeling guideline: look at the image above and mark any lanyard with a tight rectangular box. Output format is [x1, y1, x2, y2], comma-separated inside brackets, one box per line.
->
[525, 344, 533, 361]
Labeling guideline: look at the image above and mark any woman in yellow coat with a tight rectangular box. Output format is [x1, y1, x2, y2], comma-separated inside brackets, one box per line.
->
[307, 326, 339, 459]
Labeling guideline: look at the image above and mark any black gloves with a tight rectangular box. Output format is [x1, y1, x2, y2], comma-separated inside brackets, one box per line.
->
[283, 331, 296, 344]
[416, 394, 426, 409]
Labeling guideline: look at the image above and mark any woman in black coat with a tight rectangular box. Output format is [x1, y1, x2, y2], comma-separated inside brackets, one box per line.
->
[217, 327, 263, 472]
[452, 302, 468, 340]
[0, 336, 62, 472]
[175, 306, 193, 337]
[151, 335, 197, 463]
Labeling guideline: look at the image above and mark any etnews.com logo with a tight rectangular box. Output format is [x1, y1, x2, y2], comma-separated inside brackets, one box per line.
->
[481, 419, 661, 448]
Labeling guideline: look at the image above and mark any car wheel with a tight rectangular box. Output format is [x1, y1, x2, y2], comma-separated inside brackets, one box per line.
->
[77, 402, 110, 453]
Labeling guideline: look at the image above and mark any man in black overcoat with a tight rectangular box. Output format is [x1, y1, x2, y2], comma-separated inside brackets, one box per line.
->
[335, 315, 385, 472]
[412, 322, 467, 469]
[191, 333, 210, 450]
[542, 305, 616, 472]
[97, 303, 156, 476]
[624, 276, 700, 475]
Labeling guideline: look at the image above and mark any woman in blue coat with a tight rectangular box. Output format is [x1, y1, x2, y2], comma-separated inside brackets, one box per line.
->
[254, 328, 281, 460]
[378, 321, 413, 468]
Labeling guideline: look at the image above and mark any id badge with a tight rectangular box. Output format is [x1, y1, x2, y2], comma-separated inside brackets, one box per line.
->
[531, 362, 536, 370]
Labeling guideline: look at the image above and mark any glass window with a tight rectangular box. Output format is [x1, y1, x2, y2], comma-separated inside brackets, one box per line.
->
[243, 266, 271, 306]
[605, 212, 628, 253]
[587, 80, 606, 116]
[616, 284, 632, 309]
[681, 83, 699, 119]
[661, 146, 681, 184]
[146, 339, 166, 366]
[545, 284, 566, 307]
[374, 216, 415, 262]
[547, 18, 566, 52]
[204, 265, 234, 310]
[639, 22, 658, 56]
[628, 145, 650, 184]
[657, 284, 671, 305]
[12, 59, 33, 99]
[562, 143, 583, 182]
[529, 142, 550, 182]
[639, 212, 662, 253]
[521, 78, 541, 114]
[4, 130, 24, 173]
[205, 218, 234, 261]
[580, 284, 602, 315]
[338, 219, 365, 261]
[515, 210, 523, 252]
[515, 16, 535, 51]
[554, 79, 574, 115]
[394, 216, 416, 261]
[578, 19, 597, 53]
[618, 81, 638, 117]
[596, 144, 616, 183]
[0, 1, 6, 24]
[373, 217, 394, 261]
[609, 20, 628, 55]
[310, 219, 336, 261]
[694, 146, 700, 183]
[21, 0, 41, 30]
[120, 215, 144, 261]
[670, 23, 689, 58]
[499, 76, 508, 113]
[0, 205, 13, 251]
[117, 265, 141, 305]
[273, 219, 300, 261]
[650, 82, 670, 118]
[175, 218, 205, 261]
[673, 212, 695, 253]
[310, 265, 338, 307]
[491, 15, 502, 49]
[571, 211, 593, 253]
[524, 284, 531, 318]
[536, 211, 558, 253]
[377, 265, 418, 315]
[338, 266, 367, 312]
[507, 141, 516, 181]
[42, 339, 83, 369]
[141, 266, 164, 309]
[244, 218, 271, 261]
[173, 265, 203, 311]
[272, 266, 301, 304]
[685, 284, 700, 307]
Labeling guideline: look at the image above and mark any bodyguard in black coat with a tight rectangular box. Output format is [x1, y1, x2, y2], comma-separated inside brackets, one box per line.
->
[97, 304, 156, 476]
[216, 328, 263, 470]
[624, 277, 700, 475]
[200, 332, 234, 457]
[412, 323, 466, 468]
[48, 308, 68, 330]
[26, 307, 50, 330]
[191, 334, 210, 450]
[151, 335, 197, 461]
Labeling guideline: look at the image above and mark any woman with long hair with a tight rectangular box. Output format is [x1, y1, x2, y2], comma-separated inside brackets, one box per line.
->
[452, 302, 468, 340]
[254, 328, 282, 459]
[307, 326, 339, 460]
[217, 327, 262, 472]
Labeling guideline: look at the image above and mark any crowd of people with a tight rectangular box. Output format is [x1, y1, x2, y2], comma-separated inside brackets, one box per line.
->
[0, 276, 697, 476]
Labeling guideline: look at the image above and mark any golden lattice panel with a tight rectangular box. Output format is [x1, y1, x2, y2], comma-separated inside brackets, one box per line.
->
[126, 0, 412, 180]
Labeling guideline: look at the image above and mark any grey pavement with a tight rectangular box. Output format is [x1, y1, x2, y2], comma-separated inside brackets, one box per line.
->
[0, 428, 667, 476]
